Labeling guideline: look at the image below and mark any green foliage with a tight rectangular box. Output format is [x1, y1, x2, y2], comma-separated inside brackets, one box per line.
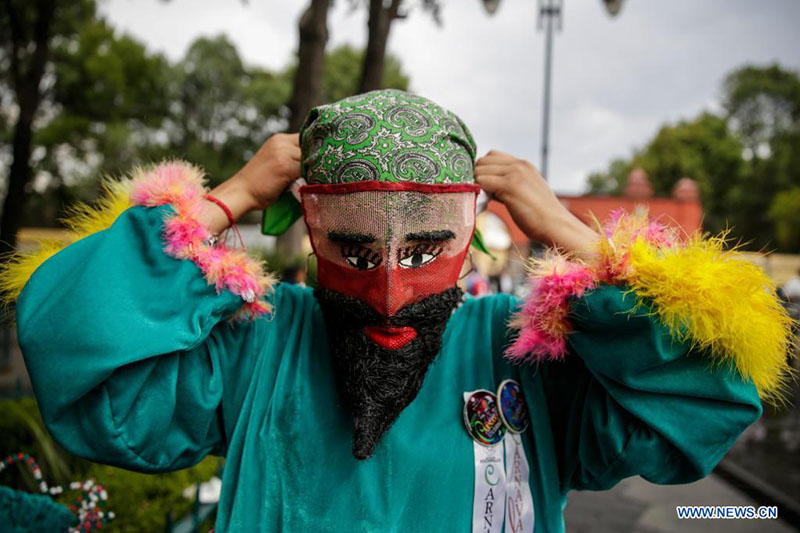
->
[724, 65, 800, 250]
[171, 35, 293, 185]
[37, 17, 173, 181]
[85, 458, 221, 532]
[634, 113, 745, 234]
[49, 20, 170, 123]
[0, 397, 222, 532]
[586, 113, 744, 234]
[586, 158, 632, 195]
[768, 187, 800, 251]
[321, 44, 409, 103]
[1, 7, 412, 224]
[586, 64, 800, 251]
[723, 64, 800, 154]
[0, 397, 73, 490]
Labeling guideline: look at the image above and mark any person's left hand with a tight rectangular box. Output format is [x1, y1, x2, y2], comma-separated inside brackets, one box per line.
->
[475, 150, 598, 256]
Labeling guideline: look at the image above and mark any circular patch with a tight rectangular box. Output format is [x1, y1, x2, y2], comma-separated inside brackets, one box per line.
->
[463, 390, 506, 446]
[497, 379, 530, 434]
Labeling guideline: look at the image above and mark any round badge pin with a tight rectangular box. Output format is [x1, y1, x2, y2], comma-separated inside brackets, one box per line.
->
[463, 390, 506, 446]
[497, 379, 530, 434]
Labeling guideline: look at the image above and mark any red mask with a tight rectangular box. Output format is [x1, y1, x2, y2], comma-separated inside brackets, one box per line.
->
[302, 181, 479, 349]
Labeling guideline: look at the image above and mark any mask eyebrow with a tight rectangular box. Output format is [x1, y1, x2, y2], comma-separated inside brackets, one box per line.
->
[328, 231, 376, 244]
[404, 230, 455, 243]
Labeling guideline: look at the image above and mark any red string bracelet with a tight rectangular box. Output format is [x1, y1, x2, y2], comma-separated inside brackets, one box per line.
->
[203, 194, 245, 249]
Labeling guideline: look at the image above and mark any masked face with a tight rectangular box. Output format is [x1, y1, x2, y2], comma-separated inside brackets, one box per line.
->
[302, 182, 478, 458]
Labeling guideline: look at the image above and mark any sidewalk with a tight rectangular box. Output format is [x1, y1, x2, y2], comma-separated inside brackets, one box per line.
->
[563, 473, 796, 532]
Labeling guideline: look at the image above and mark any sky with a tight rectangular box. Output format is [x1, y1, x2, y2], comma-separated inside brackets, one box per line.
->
[98, 0, 800, 194]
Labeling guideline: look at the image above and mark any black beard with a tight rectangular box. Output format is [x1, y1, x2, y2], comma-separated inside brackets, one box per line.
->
[314, 286, 463, 460]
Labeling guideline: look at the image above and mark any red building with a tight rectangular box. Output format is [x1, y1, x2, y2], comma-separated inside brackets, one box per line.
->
[486, 168, 702, 249]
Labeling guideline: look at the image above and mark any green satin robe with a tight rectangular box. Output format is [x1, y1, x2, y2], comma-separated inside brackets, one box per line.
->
[16, 206, 761, 532]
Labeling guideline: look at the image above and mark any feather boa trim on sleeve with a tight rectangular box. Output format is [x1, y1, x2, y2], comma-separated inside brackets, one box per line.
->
[0, 161, 274, 319]
[506, 209, 795, 403]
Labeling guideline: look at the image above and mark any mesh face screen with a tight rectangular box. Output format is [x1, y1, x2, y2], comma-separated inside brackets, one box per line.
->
[302, 189, 476, 317]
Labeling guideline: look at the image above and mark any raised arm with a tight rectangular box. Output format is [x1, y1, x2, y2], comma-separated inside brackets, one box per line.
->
[477, 151, 793, 491]
[4, 134, 301, 472]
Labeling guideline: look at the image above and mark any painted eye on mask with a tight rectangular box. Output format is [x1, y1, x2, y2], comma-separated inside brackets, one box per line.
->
[341, 244, 382, 271]
[398, 243, 442, 269]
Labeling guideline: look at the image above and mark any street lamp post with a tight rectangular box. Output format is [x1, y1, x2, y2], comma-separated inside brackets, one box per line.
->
[537, 0, 562, 182]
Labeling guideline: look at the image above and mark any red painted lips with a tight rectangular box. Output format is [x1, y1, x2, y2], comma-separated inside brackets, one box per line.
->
[364, 325, 418, 350]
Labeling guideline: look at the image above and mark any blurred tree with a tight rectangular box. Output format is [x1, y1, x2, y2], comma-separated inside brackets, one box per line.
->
[287, 0, 330, 132]
[585, 157, 632, 195]
[32, 18, 172, 209]
[723, 64, 800, 250]
[723, 64, 800, 158]
[585, 65, 800, 250]
[322, 44, 409, 102]
[354, 0, 501, 94]
[634, 113, 745, 235]
[0, 5, 412, 242]
[768, 187, 800, 252]
[0, 0, 95, 256]
[586, 113, 744, 235]
[172, 35, 291, 185]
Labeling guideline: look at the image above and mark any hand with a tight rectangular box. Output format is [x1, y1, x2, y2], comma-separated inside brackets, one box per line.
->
[475, 150, 598, 257]
[199, 133, 301, 233]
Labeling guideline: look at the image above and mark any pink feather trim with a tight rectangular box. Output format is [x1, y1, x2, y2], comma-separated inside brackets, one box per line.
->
[506, 254, 596, 362]
[506, 210, 673, 362]
[129, 161, 273, 319]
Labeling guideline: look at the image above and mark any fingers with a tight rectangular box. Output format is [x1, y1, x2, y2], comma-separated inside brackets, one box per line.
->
[287, 145, 302, 162]
[475, 151, 519, 196]
[476, 150, 523, 177]
[272, 132, 300, 145]
[484, 149, 514, 159]
[476, 155, 517, 167]
[264, 133, 302, 161]
[473, 173, 505, 195]
[286, 161, 302, 180]
[280, 134, 301, 160]
[474, 164, 511, 177]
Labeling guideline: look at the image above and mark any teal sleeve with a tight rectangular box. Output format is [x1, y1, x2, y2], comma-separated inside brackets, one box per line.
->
[540, 284, 762, 491]
[0, 485, 75, 532]
[16, 205, 264, 473]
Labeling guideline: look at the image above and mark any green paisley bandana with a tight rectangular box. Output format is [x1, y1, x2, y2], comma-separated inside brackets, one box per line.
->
[300, 89, 477, 184]
[262, 89, 491, 253]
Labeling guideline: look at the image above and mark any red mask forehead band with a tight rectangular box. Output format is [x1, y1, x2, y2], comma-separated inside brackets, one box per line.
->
[299, 180, 481, 196]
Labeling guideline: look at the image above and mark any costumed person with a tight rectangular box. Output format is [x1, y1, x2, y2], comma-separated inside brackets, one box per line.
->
[2, 90, 793, 532]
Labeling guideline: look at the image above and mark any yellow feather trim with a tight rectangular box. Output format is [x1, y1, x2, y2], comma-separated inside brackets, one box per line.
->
[61, 180, 133, 236]
[592, 211, 796, 404]
[0, 160, 274, 321]
[624, 234, 795, 403]
[0, 178, 134, 307]
[0, 239, 71, 306]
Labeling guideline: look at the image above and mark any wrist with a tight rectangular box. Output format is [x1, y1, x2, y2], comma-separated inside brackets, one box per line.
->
[199, 176, 256, 234]
[546, 211, 598, 259]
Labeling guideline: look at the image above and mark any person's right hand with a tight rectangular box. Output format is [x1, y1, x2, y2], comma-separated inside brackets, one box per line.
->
[200, 133, 301, 233]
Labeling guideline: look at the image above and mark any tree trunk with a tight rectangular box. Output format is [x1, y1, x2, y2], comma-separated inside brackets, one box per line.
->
[280, 0, 330, 260]
[287, 0, 330, 133]
[0, 0, 55, 258]
[358, 0, 402, 94]
[0, 103, 38, 257]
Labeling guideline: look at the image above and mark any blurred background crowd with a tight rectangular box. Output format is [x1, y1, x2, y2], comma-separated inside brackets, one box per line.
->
[1, 0, 799, 531]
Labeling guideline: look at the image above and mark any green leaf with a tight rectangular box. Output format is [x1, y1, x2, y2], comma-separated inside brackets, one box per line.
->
[261, 191, 303, 235]
[470, 228, 497, 260]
